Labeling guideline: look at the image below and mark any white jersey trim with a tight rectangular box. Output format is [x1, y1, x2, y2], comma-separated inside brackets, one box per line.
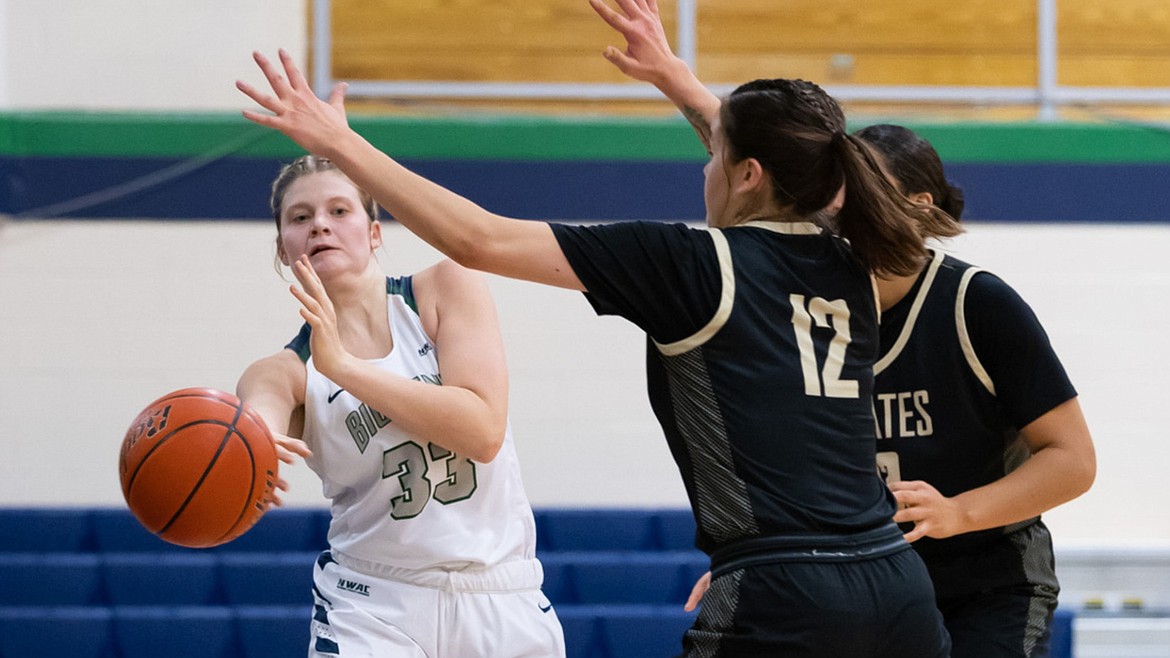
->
[738, 219, 823, 235]
[956, 267, 996, 395]
[655, 228, 735, 356]
[875, 249, 946, 375]
[871, 274, 882, 326]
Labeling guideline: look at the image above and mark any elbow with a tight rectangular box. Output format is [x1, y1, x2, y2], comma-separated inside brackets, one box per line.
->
[1055, 442, 1097, 501]
[467, 428, 506, 464]
[456, 407, 507, 464]
[453, 237, 505, 274]
[440, 234, 481, 269]
[1075, 448, 1097, 496]
[439, 214, 520, 276]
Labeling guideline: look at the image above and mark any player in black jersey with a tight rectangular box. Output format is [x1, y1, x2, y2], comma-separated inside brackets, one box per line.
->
[238, 44, 962, 657]
[861, 124, 1096, 658]
[587, 3, 1096, 655]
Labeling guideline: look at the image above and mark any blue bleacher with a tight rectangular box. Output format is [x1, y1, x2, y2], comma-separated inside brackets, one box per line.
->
[0, 509, 92, 553]
[219, 552, 318, 605]
[544, 552, 706, 605]
[0, 507, 706, 657]
[112, 606, 236, 658]
[0, 607, 114, 658]
[235, 606, 313, 658]
[0, 507, 1078, 658]
[0, 554, 103, 606]
[598, 605, 693, 658]
[103, 553, 220, 605]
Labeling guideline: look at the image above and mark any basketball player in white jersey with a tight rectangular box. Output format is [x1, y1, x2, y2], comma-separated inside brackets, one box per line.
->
[236, 155, 564, 658]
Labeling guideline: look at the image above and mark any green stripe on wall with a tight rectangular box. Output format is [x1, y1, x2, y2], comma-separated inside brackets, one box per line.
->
[3, 111, 1170, 163]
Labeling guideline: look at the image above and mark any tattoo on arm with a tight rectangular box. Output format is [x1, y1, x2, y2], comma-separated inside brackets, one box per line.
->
[682, 105, 713, 153]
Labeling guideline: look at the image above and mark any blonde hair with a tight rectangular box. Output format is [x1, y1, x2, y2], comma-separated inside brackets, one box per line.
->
[268, 155, 381, 274]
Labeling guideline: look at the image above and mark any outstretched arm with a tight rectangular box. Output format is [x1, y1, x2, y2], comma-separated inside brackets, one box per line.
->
[589, 0, 720, 152]
[237, 349, 312, 505]
[237, 50, 584, 291]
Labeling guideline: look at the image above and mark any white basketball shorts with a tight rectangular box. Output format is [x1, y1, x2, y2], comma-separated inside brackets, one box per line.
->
[308, 550, 566, 658]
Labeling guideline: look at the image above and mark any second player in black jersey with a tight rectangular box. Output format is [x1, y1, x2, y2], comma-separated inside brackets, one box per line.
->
[864, 122, 1096, 658]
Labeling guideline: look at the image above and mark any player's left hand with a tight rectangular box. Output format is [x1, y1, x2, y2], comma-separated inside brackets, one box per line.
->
[890, 479, 966, 542]
[289, 254, 352, 382]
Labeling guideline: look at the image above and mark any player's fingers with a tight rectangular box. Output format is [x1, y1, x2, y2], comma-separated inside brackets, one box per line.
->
[241, 110, 280, 129]
[886, 479, 917, 493]
[645, 0, 661, 18]
[684, 571, 711, 612]
[589, 0, 629, 31]
[294, 258, 337, 316]
[613, 0, 642, 19]
[327, 82, 349, 113]
[628, 0, 648, 11]
[275, 434, 312, 459]
[289, 284, 323, 316]
[291, 258, 326, 299]
[235, 80, 283, 114]
[902, 524, 927, 543]
[297, 307, 323, 331]
[291, 291, 327, 333]
[602, 47, 641, 76]
[891, 489, 916, 509]
[253, 50, 293, 97]
[278, 48, 310, 92]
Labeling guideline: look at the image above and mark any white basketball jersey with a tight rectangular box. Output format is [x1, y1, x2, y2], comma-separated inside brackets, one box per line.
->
[298, 277, 537, 571]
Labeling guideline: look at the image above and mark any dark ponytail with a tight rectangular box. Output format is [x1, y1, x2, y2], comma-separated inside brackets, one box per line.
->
[854, 124, 966, 224]
[833, 133, 962, 276]
[722, 80, 962, 276]
[938, 184, 965, 221]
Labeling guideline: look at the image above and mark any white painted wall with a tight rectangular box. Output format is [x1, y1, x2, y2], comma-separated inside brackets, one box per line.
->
[0, 1, 10, 106]
[0, 219, 1166, 548]
[0, 0, 1164, 549]
[0, 0, 305, 110]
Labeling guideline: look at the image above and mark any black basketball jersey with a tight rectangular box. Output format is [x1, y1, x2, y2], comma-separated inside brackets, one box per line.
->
[874, 250, 1076, 557]
[551, 220, 897, 555]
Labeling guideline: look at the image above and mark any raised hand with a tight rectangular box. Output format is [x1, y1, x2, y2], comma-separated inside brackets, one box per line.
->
[589, 0, 717, 150]
[289, 254, 352, 381]
[588, 0, 684, 85]
[236, 49, 350, 158]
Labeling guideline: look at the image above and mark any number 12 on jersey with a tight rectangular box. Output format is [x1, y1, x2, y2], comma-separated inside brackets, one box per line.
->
[790, 294, 859, 399]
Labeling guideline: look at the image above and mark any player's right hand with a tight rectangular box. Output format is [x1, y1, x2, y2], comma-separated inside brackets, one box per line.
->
[588, 0, 686, 86]
[273, 432, 312, 464]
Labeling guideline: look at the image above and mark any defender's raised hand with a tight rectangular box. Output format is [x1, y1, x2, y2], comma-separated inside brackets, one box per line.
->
[588, 0, 684, 86]
[236, 49, 350, 158]
[588, 0, 718, 150]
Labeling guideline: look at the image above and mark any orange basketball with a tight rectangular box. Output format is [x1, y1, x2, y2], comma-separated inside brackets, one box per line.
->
[119, 387, 278, 548]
